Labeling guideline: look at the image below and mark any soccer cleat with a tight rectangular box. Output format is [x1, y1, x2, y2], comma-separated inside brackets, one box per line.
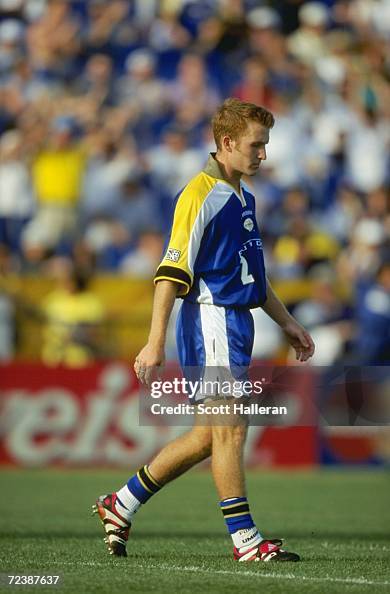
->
[92, 493, 130, 557]
[233, 538, 300, 562]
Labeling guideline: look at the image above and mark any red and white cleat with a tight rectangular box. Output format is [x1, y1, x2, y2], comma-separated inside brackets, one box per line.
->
[92, 493, 130, 557]
[234, 539, 300, 562]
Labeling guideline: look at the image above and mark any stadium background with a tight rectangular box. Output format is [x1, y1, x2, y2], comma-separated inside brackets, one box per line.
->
[0, 2, 389, 592]
[0, 1, 389, 470]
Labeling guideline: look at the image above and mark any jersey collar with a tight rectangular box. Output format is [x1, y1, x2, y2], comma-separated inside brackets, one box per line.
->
[203, 153, 247, 207]
[203, 152, 227, 181]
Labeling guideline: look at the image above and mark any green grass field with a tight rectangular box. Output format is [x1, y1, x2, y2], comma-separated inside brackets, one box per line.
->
[0, 469, 389, 593]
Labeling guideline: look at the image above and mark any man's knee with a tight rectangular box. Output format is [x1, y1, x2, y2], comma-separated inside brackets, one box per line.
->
[212, 424, 247, 448]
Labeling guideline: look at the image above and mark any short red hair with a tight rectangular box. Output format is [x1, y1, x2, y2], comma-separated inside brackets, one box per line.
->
[212, 98, 275, 150]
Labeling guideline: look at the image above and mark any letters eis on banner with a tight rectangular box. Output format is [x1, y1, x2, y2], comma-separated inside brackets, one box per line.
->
[0, 362, 317, 467]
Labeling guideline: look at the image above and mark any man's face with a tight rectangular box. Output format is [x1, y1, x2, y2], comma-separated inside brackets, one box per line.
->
[227, 121, 270, 176]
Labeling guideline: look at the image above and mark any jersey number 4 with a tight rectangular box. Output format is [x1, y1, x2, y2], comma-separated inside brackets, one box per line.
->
[240, 254, 255, 285]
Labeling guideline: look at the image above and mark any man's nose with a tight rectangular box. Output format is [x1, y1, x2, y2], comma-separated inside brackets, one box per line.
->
[258, 147, 266, 160]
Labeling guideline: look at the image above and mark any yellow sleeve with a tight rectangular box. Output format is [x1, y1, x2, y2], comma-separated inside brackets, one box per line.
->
[154, 173, 216, 296]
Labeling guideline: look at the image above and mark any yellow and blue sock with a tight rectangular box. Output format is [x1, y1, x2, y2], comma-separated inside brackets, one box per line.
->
[220, 497, 262, 550]
[116, 465, 162, 522]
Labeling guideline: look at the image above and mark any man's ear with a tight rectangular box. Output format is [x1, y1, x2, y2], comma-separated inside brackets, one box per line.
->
[222, 135, 234, 152]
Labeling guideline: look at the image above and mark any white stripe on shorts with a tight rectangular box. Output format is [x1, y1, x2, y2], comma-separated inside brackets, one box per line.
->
[199, 300, 230, 369]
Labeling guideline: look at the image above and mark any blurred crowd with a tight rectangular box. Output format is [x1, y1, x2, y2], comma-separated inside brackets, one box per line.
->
[0, 0, 389, 365]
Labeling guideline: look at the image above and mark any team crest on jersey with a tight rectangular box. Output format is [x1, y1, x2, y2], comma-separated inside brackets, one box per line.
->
[166, 248, 181, 263]
[243, 218, 254, 232]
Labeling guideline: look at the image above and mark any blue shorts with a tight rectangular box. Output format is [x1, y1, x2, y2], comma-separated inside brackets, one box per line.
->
[176, 301, 254, 400]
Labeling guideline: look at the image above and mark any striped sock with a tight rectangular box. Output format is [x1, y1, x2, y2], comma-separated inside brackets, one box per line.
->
[220, 497, 262, 550]
[115, 466, 162, 522]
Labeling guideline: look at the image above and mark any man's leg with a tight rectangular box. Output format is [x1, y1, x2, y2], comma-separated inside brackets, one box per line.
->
[148, 423, 212, 483]
[209, 403, 262, 551]
[210, 401, 300, 562]
[117, 422, 212, 518]
[211, 413, 247, 500]
[93, 422, 212, 556]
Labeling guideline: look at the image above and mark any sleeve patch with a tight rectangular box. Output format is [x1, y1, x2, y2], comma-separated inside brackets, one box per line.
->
[165, 248, 181, 263]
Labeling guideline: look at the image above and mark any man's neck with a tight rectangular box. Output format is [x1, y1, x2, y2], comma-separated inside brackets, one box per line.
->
[214, 152, 242, 193]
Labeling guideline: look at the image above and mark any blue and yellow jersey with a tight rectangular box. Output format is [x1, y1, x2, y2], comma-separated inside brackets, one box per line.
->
[154, 154, 267, 308]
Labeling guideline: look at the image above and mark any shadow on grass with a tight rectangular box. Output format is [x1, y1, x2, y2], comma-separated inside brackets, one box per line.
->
[0, 530, 389, 542]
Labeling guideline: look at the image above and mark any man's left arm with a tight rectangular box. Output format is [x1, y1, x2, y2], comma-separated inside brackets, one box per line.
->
[261, 277, 315, 362]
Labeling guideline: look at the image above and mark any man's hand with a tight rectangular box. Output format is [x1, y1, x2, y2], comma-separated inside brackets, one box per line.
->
[133, 280, 178, 386]
[134, 343, 165, 386]
[281, 320, 315, 362]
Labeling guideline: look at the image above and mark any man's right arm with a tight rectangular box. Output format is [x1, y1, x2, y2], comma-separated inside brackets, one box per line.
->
[134, 280, 179, 385]
[135, 182, 206, 383]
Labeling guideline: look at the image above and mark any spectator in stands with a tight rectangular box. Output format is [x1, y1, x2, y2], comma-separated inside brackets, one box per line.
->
[120, 230, 164, 278]
[337, 218, 386, 284]
[41, 262, 105, 367]
[294, 79, 355, 162]
[345, 108, 389, 194]
[263, 93, 305, 188]
[115, 49, 168, 118]
[232, 55, 275, 110]
[200, 0, 247, 89]
[115, 49, 170, 148]
[319, 185, 363, 244]
[75, 53, 115, 108]
[0, 130, 34, 251]
[83, 217, 131, 271]
[26, 0, 81, 80]
[167, 53, 220, 120]
[365, 187, 389, 221]
[0, 82, 25, 133]
[246, 7, 282, 61]
[83, 166, 160, 271]
[353, 261, 390, 365]
[111, 168, 162, 238]
[22, 115, 86, 264]
[81, 134, 138, 221]
[146, 124, 205, 197]
[288, 2, 329, 67]
[272, 215, 340, 279]
[266, 186, 311, 239]
[292, 267, 353, 365]
[148, 3, 191, 52]
[0, 18, 24, 79]
[84, 0, 140, 60]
